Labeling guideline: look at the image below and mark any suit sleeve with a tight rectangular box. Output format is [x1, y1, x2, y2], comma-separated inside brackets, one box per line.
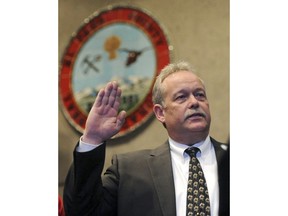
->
[63, 142, 119, 216]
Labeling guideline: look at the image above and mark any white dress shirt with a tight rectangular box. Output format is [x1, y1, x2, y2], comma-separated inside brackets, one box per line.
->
[169, 136, 219, 216]
[77, 136, 219, 216]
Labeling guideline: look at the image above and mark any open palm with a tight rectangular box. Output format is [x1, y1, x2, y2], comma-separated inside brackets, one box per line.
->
[83, 82, 126, 144]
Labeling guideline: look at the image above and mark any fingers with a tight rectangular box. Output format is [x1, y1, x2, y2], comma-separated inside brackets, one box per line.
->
[107, 81, 121, 108]
[94, 81, 121, 108]
[94, 88, 105, 107]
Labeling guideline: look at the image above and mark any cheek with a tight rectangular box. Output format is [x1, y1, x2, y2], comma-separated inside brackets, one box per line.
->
[200, 102, 209, 111]
[202, 104, 211, 119]
[166, 105, 183, 114]
[163, 102, 188, 119]
[164, 106, 185, 122]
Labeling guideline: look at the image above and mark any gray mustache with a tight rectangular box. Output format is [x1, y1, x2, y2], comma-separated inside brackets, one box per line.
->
[185, 111, 206, 119]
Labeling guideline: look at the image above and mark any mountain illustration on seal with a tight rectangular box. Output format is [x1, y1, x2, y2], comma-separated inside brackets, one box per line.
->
[74, 75, 152, 115]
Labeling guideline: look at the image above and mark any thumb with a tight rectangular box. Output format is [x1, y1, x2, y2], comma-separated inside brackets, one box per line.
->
[115, 110, 126, 130]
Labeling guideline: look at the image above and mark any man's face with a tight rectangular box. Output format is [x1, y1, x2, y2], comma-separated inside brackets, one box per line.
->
[156, 71, 211, 143]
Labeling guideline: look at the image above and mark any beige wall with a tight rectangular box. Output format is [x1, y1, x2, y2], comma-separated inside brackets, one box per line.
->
[58, 0, 229, 196]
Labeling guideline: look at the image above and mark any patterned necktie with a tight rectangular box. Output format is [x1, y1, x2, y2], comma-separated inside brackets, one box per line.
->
[185, 147, 210, 216]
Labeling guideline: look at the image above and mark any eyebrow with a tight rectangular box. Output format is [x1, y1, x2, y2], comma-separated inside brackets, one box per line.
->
[174, 86, 205, 94]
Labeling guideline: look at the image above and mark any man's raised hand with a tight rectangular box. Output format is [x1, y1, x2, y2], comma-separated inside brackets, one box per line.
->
[82, 81, 126, 144]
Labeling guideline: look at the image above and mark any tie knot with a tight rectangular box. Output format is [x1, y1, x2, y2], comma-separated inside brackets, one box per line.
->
[185, 147, 200, 157]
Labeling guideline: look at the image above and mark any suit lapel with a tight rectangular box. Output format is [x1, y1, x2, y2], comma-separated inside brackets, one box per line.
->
[211, 137, 230, 215]
[211, 137, 227, 169]
[147, 141, 176, 216]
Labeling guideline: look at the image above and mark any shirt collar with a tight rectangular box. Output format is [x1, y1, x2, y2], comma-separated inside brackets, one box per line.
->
[169, 135, 212, 161]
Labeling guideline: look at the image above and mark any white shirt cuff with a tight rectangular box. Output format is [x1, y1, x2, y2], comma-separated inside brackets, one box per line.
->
[76, 136, 104, 152]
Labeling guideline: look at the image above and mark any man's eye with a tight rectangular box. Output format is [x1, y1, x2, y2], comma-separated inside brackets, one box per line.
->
[176, 95, 186, 100]
[194, 92, 206, 100]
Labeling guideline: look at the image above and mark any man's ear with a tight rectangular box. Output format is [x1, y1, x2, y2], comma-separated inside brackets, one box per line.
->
[153, 104, 165, 123]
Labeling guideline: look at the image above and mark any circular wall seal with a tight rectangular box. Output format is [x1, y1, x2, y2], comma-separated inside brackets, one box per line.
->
[59, 5, 171, 138]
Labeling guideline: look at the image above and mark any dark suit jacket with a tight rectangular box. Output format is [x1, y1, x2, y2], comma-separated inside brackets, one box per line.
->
[64, 137, 229, 216]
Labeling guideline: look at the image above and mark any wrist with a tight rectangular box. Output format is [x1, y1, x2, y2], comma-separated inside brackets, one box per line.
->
[82, 133, 104, 145]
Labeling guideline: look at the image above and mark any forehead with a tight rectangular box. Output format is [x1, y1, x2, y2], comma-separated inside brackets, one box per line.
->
[162, 70, 205, 91]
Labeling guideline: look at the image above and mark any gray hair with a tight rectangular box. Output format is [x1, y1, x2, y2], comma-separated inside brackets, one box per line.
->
[152, 61, 199, 106]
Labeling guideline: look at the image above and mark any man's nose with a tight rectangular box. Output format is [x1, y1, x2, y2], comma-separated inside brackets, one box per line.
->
[188, 95, 199, 109]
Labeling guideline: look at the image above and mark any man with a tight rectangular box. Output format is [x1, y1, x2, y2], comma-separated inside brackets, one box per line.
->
[63, 61, 229, 216]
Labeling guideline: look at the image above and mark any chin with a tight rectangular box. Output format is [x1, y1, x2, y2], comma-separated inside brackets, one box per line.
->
[188, 126, 209, 134]
[188, 123, 208, 130]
